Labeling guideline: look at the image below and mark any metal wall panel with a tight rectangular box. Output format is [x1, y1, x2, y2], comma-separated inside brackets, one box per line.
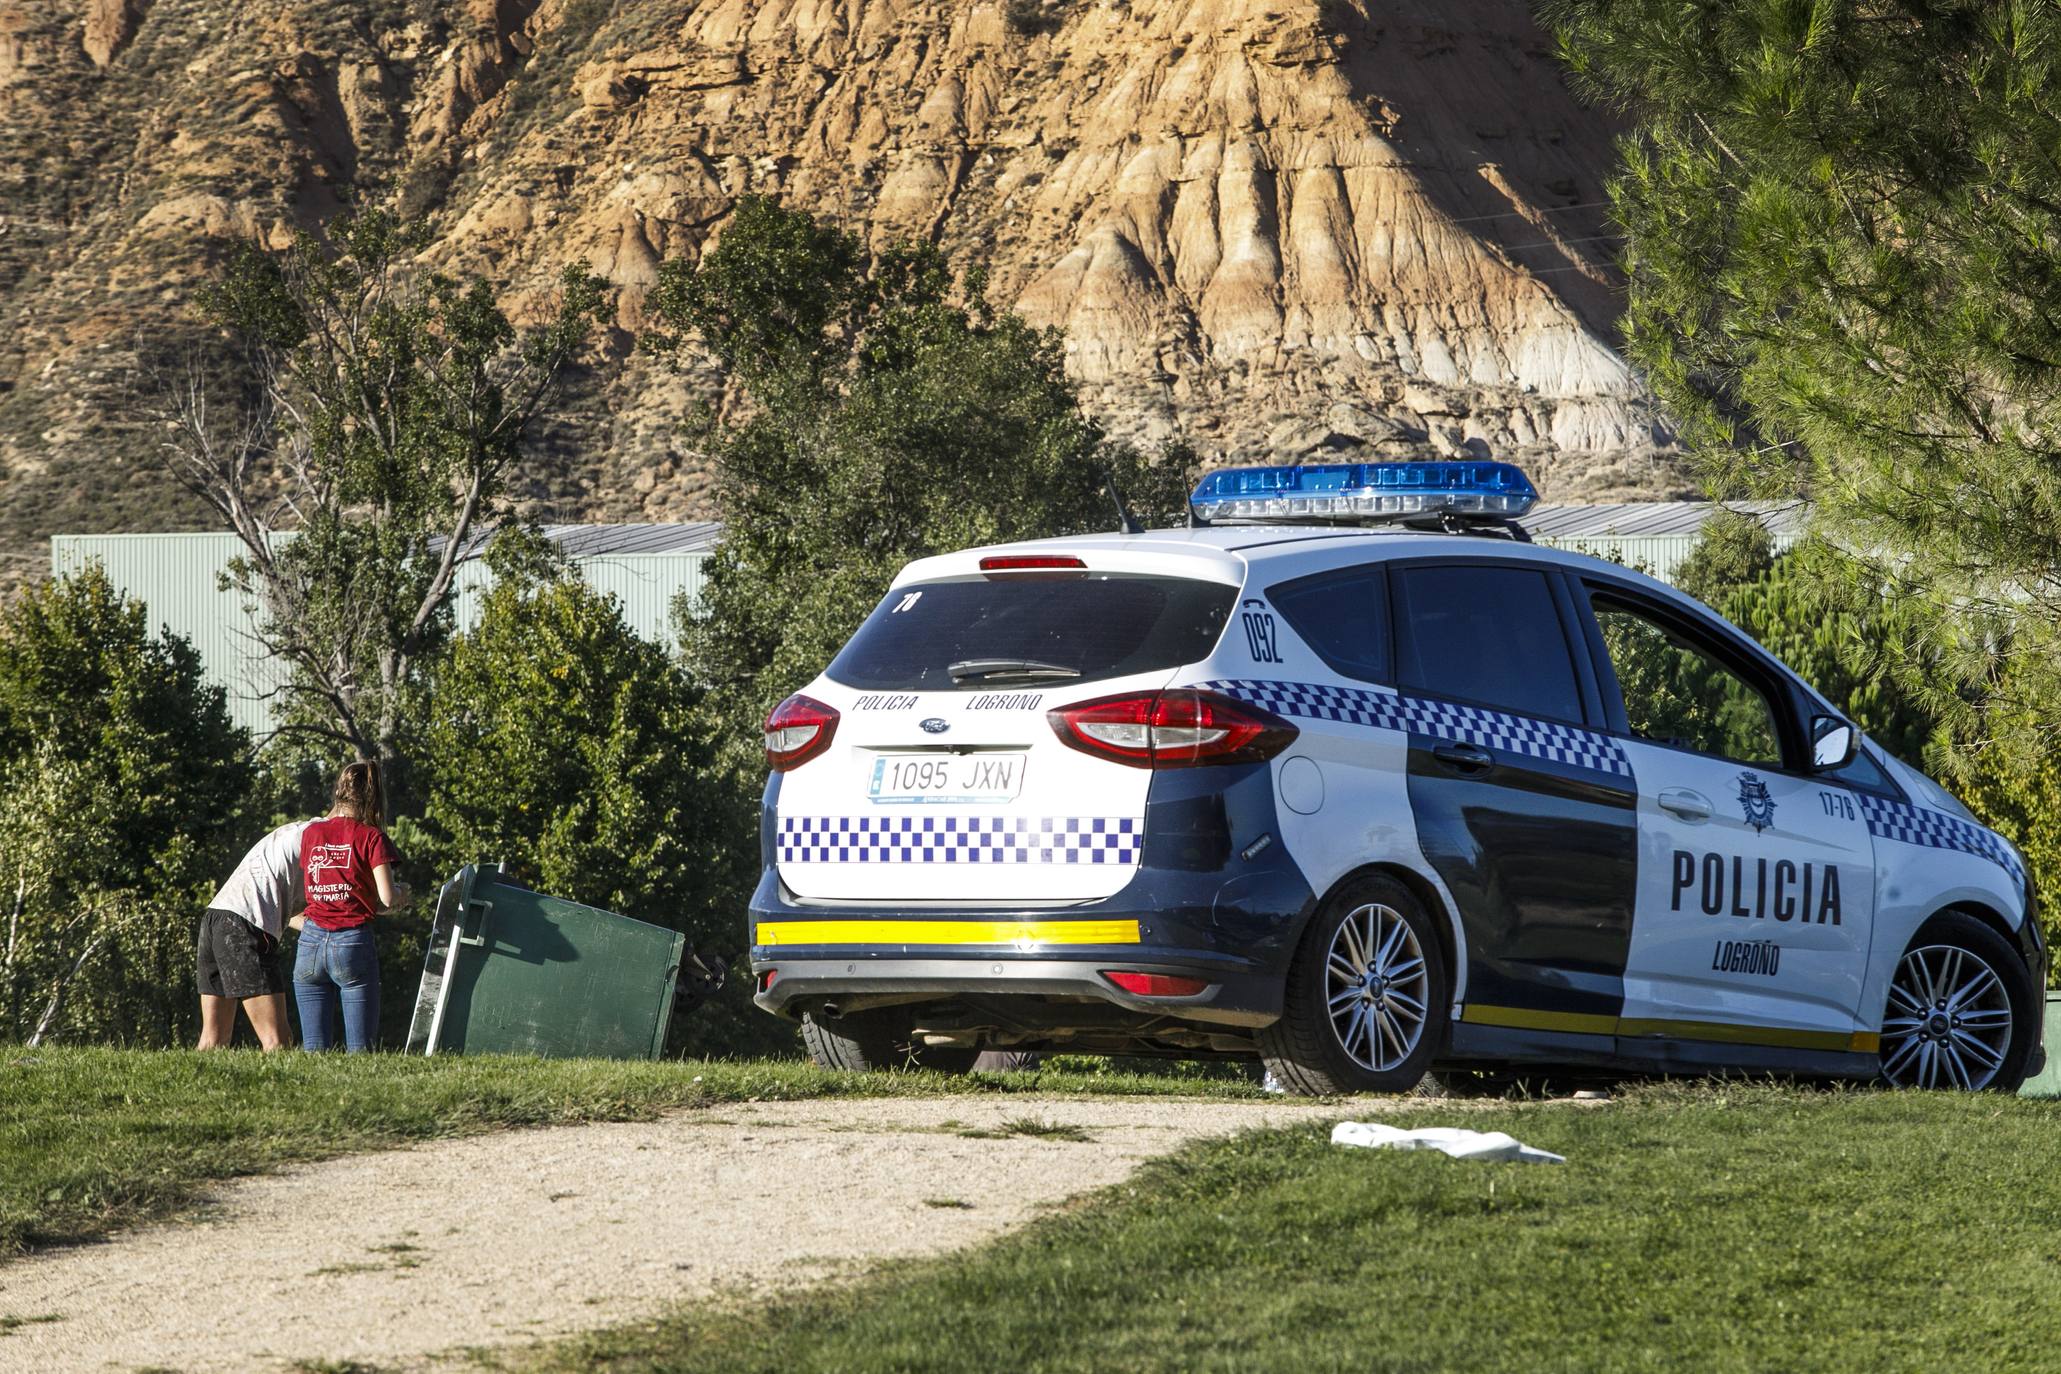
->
[49, 533, 288, 736]
[51, 533, 712, 738]
[1537, 531, 1800, 585]
[449, 554, 705, 644]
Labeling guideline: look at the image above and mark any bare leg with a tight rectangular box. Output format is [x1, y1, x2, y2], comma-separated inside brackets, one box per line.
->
[242, 993, 292, 1051]
[198, 995, 237, 1049]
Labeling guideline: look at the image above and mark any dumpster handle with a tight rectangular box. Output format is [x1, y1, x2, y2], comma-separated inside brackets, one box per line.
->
[421, 875, 467, 1057]
[455, 901, 495, 949]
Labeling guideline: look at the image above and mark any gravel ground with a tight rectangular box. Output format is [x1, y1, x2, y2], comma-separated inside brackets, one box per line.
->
[0, 1095, 1353, 1373]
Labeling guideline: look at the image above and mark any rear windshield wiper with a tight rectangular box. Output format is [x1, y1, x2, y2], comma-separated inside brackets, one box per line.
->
[947, 658, 1083, 684]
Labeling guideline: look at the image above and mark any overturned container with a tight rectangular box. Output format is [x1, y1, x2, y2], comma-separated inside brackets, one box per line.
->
[405, 863, 724, 1059]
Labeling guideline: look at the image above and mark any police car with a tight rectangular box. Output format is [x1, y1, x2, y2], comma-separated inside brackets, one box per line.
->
[748, 462, 2046, 1094]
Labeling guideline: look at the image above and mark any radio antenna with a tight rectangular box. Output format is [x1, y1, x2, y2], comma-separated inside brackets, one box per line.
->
[1104, 473, 1145, 535]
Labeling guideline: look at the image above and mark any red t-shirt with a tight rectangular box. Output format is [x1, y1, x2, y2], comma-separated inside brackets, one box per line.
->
[300, 815, 401, 930]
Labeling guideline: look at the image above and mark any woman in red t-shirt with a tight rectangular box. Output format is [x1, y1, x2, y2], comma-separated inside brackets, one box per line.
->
[292, 761, 412, 1051]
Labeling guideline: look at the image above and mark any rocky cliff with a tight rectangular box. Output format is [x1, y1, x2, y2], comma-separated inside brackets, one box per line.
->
[0, 0, 1686, 572]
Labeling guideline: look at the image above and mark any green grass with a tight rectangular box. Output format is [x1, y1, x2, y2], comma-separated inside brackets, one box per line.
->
[0, 1047, 1263, 1256]
[520, 1083, 2061, 1374]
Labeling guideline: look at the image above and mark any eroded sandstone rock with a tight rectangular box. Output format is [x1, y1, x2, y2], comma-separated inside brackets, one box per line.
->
[0, 0, 1691, 577]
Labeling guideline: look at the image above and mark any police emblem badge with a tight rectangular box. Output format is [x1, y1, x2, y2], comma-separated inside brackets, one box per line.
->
[1737, 772, 1777, 833]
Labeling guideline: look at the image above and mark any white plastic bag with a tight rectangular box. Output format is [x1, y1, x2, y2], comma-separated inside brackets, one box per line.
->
[1330, 1121, 1564, 1164]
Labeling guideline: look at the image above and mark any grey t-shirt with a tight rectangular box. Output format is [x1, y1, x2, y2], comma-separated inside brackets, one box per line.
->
[207, 820, 312, 939]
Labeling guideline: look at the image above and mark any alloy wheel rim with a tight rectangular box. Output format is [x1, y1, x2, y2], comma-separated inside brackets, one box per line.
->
[1325, 902, 1429, 1072]
[1880, 943, 2013, 1090]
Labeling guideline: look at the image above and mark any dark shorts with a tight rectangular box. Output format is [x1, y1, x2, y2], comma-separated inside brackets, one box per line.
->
[196, 908, 285, 1000]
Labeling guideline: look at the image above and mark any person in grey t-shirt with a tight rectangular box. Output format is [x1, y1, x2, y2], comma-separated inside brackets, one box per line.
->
[197, 819, 312, 1050]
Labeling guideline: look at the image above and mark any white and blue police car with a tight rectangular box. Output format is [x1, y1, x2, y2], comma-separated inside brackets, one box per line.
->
[748, 461, 2046, 1094]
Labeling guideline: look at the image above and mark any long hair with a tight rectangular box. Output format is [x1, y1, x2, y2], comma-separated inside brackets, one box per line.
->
[331, 759, 384, 829]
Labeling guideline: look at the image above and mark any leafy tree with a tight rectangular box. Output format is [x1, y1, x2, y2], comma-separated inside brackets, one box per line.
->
[413, 539, 782, 1051]
[1672, 508, 1775, 607]
[1644, 516, 1943, 766]
[1545, 0, 2061, 776]
[1718, 538, 1942, 769]
[416, 535, 731, 951]
[152, 200, 606, 805]
[0, 566, 251, 1045]
[647, 196, 1193, 795]
[1947, 691, 2061, 972]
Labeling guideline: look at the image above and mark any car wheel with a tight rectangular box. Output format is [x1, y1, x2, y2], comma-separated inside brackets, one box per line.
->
[1259, 875, 1450, 1095]
[1878, 910, 2037, 1092]
[800, 1009, 978, 1074]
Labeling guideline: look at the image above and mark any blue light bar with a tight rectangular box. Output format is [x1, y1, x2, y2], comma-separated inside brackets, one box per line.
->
[1189, 461, 1539, 523]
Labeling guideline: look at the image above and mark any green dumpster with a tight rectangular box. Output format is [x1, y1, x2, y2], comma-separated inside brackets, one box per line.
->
[405, 863, 718, 1059]
[2022, 992, 2061, 1098]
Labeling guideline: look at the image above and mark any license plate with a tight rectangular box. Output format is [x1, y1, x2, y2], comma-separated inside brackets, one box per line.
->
[868, 753, 1026, 804]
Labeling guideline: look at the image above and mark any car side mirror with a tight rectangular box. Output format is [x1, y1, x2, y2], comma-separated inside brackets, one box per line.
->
[1810, 715, 1857, 771]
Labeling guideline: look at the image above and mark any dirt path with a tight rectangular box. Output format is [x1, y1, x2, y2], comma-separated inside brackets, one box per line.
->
[0, 1096, 1352, 1373]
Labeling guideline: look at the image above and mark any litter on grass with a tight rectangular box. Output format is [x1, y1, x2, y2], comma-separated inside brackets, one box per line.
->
[1330, 1122, 1564, 1164]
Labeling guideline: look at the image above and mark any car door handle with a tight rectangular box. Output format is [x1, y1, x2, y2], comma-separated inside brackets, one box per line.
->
[1431, 742, 1493, 774]
[1658, 789, 1713, 823]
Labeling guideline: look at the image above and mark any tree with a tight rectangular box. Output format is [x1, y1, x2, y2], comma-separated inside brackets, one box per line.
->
[1946, 690, 2061, 967]
[0, 566, 251, 1045]
[416, 535, 732, 951]
[647, 196, 1193, 795]
[1718, 538, 1942, 769]
[413, 540, 780, 1051]
[152, 200, 606, 804]
[1544, 1, 2061, 775]
[1672, 508, 1775, 607]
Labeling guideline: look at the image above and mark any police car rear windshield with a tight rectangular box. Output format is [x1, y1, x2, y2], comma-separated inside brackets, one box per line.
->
[827, 573, 1237, 692]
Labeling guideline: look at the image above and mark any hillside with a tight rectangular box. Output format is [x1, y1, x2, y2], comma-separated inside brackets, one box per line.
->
[0, 0, 1686, 574]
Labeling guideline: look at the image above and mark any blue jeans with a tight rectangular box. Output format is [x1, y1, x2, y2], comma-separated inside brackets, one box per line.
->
[293, 924, 380, 1052]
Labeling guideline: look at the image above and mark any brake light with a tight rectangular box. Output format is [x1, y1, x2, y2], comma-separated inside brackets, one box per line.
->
[1048, 690, 1297, 769]
[979, 554, 1087, 571]
[1103, 971, 1210, 997]
[764, 693, 839, 771]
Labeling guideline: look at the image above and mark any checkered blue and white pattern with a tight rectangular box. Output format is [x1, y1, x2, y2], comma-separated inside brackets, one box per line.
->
[1201, 678, 1633, 779]
[1857, 795, 2025, 888]
[779, 815, 1142, 866]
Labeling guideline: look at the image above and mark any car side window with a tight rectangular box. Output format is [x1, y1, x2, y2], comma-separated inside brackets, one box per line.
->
[1268, 566, 1389, 684]
[1588, 592, 1785, 767]
[1392, 564, 1585, 724]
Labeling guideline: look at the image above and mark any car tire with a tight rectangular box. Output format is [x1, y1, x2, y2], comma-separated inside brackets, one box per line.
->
[1259, 874, 1450, 1095]
[1878, 909, 2038, 1092]
[800, 1009, 979, 1074]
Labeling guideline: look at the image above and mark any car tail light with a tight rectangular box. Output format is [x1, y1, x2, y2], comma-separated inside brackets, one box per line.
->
[1048, 690, 1297, 769]
[765, 693, 839, 771]
[1103, 971, 1210, 997]
[979, 554, 1087, 571]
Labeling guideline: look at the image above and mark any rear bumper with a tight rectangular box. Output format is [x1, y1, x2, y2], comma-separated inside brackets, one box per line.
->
[752, 954, 1284, 1027]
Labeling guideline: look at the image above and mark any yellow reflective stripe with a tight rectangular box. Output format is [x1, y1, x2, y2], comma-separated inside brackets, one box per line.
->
[1615, 1018, 1875, 1054]
[1459, 1004, 1619, 1036]
[755, 919, 1141, 948]
[1464, 1004, 1879, 1055]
